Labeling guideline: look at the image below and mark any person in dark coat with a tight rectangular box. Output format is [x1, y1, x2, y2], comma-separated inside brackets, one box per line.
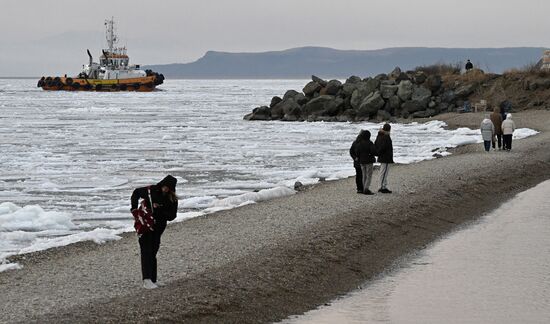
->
[350, 130, 364, 193]
[375, 124, 394, 193]
[490, 107, 503, 150]
[131, 175, 178, 289]
[355, 130, 376, 195]
[465, 59, 473, 71]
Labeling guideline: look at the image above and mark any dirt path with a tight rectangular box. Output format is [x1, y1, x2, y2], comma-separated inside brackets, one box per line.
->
[2, 110, 549, 323]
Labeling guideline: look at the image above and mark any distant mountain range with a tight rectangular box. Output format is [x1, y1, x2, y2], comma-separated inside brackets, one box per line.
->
[145, 47, 547, 79]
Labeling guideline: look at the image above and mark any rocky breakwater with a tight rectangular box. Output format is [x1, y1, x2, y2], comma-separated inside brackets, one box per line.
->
[244, 68, 485, 122]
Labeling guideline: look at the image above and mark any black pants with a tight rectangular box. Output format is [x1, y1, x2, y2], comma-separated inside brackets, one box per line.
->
[354, 163, 363, 192]
[492, 134, 502, 149]
[503, 134, 513, 150]
[138, 222, 166, 282]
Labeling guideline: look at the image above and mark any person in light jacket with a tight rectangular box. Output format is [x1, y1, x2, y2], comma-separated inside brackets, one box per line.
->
[480, 115, 495, 152]
[502, 113, 516, 151]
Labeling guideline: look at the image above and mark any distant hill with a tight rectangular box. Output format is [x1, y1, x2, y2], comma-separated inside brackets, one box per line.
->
[145, 47, 548, 79]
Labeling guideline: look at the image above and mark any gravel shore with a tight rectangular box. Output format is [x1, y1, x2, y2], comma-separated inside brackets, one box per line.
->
[2, 110, 549, 323]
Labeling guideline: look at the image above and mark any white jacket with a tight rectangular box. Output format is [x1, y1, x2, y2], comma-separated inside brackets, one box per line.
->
[502, 117, 516, 135]
[480, 119, 495, 141]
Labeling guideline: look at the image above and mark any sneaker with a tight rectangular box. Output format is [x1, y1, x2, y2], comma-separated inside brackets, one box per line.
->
[363, 189, 374, 195]
[379, 188, 392, 194]
[143, 279, 158, 289]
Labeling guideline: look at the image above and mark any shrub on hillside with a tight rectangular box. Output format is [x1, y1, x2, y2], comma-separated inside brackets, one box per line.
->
[415, 62, 461, 76]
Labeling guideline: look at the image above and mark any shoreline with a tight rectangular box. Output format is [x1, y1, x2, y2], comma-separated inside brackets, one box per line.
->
[1, 110, 549, 323]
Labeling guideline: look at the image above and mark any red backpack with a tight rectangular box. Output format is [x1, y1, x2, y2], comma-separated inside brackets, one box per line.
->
[133, 187, 155, 236]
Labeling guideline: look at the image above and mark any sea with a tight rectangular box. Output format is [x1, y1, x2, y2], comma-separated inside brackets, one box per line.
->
[0, 79, 538, 271]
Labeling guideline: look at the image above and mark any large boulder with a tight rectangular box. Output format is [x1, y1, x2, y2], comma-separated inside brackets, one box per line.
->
[380, 84, 398, 99]
[270, 96, 282, 108]
[396, 72, 411, 83]
[283, 90, 300, 101]
[401, 100, 423, 113]
[271, 98, 301, 119]
[325, 79, 342, 95]
[390, 67, 402, 79]
[303, 95, 342, 116]
[397, 80, 414, 101]
[441, 90, 456, 103]
[294, 93, 308, 105]
[426, 75, 442, 92]
[411, 86, 432, 108]
[350, 80, 378, 109]
[385, 95, 401, 112]
[311, 75, 328, 87]
[357, 91, 385, 117]
[342, 82, 359, 97]
[282, 106, 303, 121]
[413, 72, 427, 84]
[303, 81, 322, 96]
[455, 83, 478, 98]
[244, 106, 271, 120]
[346, 75, 362, 84]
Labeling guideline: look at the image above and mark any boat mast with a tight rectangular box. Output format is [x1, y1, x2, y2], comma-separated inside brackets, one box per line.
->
[105, 17, 117, 53]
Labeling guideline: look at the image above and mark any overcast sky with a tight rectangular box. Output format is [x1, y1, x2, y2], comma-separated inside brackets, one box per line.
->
[1, 0, 549, 76]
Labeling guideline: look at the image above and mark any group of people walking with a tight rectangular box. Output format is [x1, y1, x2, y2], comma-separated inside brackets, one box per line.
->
[350, 123, 394, 195]
[481, 107, 516, 152]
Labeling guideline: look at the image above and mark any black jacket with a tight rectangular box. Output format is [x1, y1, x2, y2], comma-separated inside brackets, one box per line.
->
[355, 139, 376, 164]
[131, 185, 178, 223]
[350, 140, 360, 166]
[375, 131, 394, 163]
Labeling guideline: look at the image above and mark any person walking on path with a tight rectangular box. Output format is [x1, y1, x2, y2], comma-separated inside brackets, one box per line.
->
[502, 113, 516, 151]
[131, 175, 178, 289]
[375, 123, 394, 194]
[354, 130, 376, 195]
[490, 107, 503, 150]
[480, 115, 495, 152]
[350, 130, 364, 193]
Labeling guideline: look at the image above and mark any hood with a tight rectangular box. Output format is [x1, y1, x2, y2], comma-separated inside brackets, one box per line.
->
[157, 175, 177, 192]
[506, 113, 512, 119]
[361, 130, 371, 140]
[482, 118, 492, 124]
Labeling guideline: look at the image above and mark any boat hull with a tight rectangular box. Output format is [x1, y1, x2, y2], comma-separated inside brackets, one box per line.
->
[37, 75, 163, 92]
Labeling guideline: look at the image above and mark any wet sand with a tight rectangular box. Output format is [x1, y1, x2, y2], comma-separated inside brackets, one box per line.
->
[1, 110, 550, 323]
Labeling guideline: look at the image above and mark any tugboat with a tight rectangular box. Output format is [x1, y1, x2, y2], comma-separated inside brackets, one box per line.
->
[37, 18, 164, 92]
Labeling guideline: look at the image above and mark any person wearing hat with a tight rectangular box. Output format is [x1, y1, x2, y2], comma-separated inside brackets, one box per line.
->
[375, 123, 394, 193]
[501, 113, 516, 151]
[131, 175, 178, 289]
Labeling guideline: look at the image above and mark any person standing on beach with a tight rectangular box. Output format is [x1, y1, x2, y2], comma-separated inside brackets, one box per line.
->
[502, 113, 516, 151]
[490, 107, 503, 150]
[375, 124, 394, 194]
[480, 115, 495, 152]
[350, 130, 364, 194]
[131, 175, 178, 289]
[355, 130, 376, 195]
